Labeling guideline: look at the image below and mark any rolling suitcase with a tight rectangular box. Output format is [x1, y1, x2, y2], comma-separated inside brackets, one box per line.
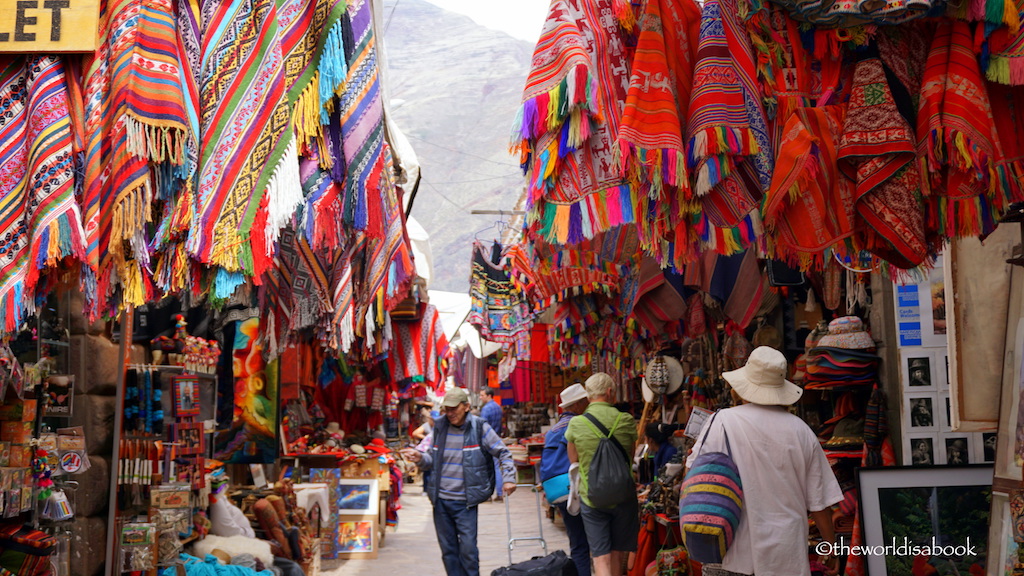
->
[490, 550, 577, 576]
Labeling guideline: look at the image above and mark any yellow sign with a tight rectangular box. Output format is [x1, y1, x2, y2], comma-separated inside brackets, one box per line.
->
[0, 0, 100, 53]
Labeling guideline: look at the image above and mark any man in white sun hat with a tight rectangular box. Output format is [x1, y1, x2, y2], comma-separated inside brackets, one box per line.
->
[686, 346, 843, 576]
[539, 383, 591, 576]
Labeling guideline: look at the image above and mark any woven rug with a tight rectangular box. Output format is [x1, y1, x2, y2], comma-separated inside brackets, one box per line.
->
[839, 56, 928, 269]
[190, 0, 295, 276]
[919, 20, 1009, 239]
[123, 0, 189, 167]
[515, 0, 633, 245]
[338, 0, 389, 237]
[0, 56, 87, 331]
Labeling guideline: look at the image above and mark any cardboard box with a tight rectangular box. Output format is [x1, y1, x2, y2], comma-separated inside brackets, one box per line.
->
[0, 421, 32, 444]
[0, 399, 36, 422]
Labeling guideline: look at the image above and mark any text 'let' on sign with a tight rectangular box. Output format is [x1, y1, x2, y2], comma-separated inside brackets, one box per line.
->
[0, 0, 99, 52]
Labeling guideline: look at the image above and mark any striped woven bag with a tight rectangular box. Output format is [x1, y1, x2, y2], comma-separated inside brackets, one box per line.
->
[678, 411, 743, 564]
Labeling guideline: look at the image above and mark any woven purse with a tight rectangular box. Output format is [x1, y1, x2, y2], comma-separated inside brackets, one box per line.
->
[678, 412, 743, 564]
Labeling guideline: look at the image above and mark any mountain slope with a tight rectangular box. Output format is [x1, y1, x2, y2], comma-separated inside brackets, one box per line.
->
[381, 0, 533, 292]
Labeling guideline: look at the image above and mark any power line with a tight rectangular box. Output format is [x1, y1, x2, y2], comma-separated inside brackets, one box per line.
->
[421, 180, 471, 214]
[384, 0, 400, 35]
[404, 133, 520, 168]
[434, 175, 521, 185]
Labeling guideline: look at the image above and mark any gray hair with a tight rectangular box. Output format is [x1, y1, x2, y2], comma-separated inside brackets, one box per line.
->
[585, 372, 615, 398]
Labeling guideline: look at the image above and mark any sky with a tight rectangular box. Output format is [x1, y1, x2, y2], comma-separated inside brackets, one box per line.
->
[421, 0, 550, 43]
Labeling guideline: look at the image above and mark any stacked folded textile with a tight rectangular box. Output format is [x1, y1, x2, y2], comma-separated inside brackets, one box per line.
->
[804, 348, 881, 389]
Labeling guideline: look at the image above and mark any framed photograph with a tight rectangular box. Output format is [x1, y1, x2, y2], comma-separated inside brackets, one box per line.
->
[904, 393, 938, 432]
[336, 479, 379, 516]
[858, 465, 993, 576]
[902, 350, 936, 391]
[336, 516, 377, 559]
[172, 422, 204, 456]
[977, 432, 997, 464]
[904, 434, 938, 467]
[942, 436, 971, 466]
[173, 376, 200, 417]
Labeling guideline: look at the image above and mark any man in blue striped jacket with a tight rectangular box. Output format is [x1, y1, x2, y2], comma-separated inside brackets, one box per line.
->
[404, 387, 517, 576]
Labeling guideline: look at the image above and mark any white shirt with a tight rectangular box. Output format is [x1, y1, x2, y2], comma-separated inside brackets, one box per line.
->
[686, 404, 843, 576]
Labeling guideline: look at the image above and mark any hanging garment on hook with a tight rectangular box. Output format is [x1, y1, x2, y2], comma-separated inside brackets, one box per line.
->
[467, 241, 532, 344]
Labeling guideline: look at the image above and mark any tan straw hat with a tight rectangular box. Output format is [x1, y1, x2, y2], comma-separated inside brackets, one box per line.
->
[723, 346, 803, 406]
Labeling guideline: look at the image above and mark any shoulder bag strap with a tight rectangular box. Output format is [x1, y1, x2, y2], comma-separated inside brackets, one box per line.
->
[583, 413, 631, 465]
[693, 410, 728, 460]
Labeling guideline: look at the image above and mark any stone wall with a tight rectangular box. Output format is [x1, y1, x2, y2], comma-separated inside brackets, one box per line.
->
[65, 293, 144, 576]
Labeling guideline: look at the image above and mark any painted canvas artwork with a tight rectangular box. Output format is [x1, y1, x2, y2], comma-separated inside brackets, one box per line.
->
[214, 318, 279, 463]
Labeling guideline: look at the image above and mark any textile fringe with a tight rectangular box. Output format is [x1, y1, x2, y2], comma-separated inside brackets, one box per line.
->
[532, 185, 635, 245]
[292, 73, 326, 151]
[929, 194, 998, 237]
[263, 137, 303, 249]
[318, 19, 349, 124]
[615, 141, 689, 195]
[0, 282, 23, 334]
[925, 127, 1000, 193]
[26, 210, 87, 290]
[613, 0, 637, 31]
[986, 54, 1024, 85]
[512, 63, 598, 144]
[688, 128, 759, 195]
[110, 182, 153, 255]
[123, 114, 187, 165]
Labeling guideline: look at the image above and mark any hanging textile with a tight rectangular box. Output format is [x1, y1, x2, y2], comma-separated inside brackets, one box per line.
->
[838, 55, 929, 269]
[616, 0, 702, 245]
[189, 0, 296, 276]
[919, 20, 1017, 239]
[0, 56, 87, 331]
[386, 303, 449, 389]
[279, 0, 349, 149]
[765, 106, 855, 268]
[468, 242, 532, 344]
[512, 0, 633, 245]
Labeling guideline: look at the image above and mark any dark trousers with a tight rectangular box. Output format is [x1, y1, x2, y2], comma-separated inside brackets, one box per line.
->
[434, 498, 480, 576]
[557, 502, 592, 576]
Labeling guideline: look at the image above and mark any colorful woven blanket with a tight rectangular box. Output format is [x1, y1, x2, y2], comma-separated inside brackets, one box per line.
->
[514, 0, 633, 245]
[686, 0, 758, 196]
[918, 20, 1011, 239]
[616, 0, 701, 253]
[617, 0, 701, 196]
[279, 0, 349, 149]
[987, 0, 1024, 85]
[338, 0, 389, 237]
[765, 106, 855, 268]
[189, 0, 295, 276]
[839, 56, 928, 269]
[0, 56, 87, 331]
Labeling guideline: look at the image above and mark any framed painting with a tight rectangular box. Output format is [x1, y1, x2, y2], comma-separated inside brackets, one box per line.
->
[858, 465, 993, 576]
[336, 479, 379, 516]
[336, 516, 377, 559]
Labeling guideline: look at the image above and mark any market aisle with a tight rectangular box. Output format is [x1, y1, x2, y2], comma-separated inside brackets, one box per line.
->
[322, 487, 570, 575]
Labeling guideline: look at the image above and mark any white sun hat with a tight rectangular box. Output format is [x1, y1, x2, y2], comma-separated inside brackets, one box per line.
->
[723, 346, 803, 406]
[558, 383, 588, 409]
